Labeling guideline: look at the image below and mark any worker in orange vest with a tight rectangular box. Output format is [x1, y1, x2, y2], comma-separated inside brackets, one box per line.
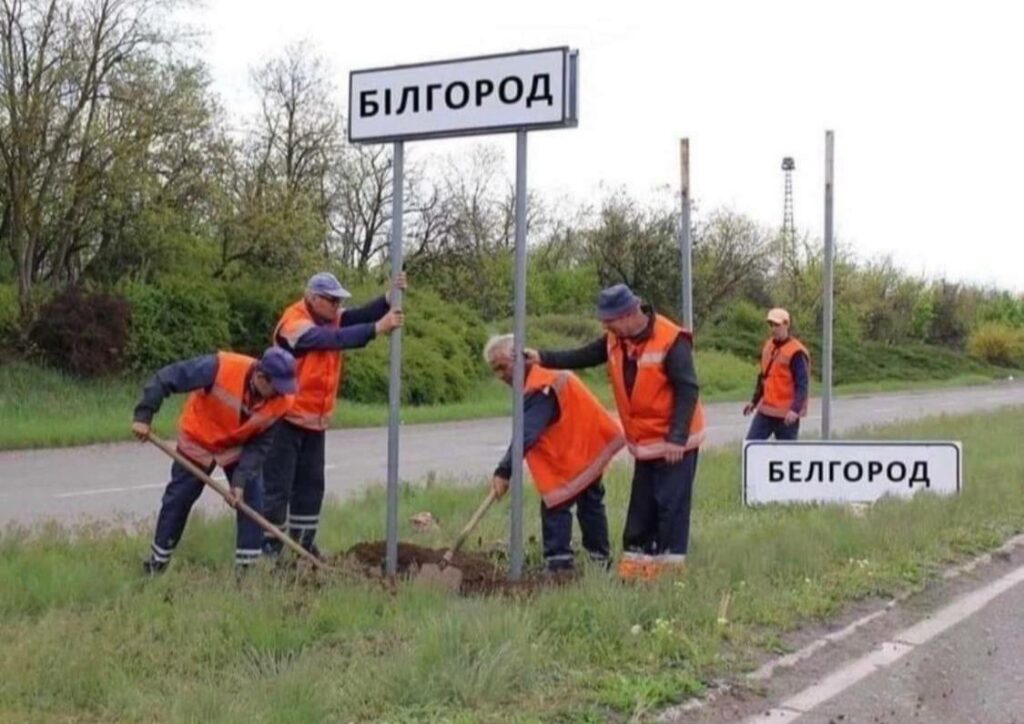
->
[743, 307, 810, 441]
[131, 347, 297, 574]
[527, 284, 706, 579]
[485, 334, 624, 572]
[262, 271, 404, 559]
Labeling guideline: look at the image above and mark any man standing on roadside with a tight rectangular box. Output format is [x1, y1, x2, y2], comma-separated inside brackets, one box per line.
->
[527, 283, 705, 580]
[743, 307, 810, 441]
[262, 271, 405, 559]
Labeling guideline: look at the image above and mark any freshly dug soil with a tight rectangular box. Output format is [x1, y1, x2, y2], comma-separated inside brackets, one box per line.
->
[343, 541, 575, 596]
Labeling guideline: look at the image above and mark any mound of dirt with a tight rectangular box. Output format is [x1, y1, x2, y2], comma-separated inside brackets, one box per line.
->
[343, 541, 576, 596]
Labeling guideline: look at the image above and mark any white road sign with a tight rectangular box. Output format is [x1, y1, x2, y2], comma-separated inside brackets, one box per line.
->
[348, 47, 578, 143]
[743, 441, 963, 505]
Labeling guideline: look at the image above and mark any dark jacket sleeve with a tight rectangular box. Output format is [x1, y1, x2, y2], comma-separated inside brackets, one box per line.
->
[790, 352, 809, 413]
[494, 390, 561, 479]
[665, 335, 701, 445]
[340, 295, 391, 326]
[230, 421, 280, 489]
[279, 323, 377, 355]
[133, 355, 219, 425]
[538, 336, 609, 370]
[750, 373, 765, 406]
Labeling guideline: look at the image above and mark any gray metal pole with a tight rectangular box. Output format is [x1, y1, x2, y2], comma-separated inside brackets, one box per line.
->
[509, 130, 528, 580]
[385, 141, 404, 576]
[679, 138, 694, 329]
[822, 131, 835, 440]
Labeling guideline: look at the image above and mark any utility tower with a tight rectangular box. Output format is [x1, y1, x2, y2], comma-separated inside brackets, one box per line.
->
[781, 156, 796, 242]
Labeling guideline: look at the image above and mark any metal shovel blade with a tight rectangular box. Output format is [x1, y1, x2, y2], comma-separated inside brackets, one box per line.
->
[415, 560, 463, 592]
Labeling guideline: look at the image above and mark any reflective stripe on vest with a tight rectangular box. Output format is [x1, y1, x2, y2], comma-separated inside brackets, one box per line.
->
[758, 337, 811, 419]
[275, 300, 344, 431]
[606, 314, 707, 458]
[523, 367, 626, 508]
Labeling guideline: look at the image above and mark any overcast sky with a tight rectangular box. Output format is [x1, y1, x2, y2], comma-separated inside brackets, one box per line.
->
[190, 0, 1024, 292]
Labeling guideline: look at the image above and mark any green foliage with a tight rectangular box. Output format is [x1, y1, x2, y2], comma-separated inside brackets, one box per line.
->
[121, 279, 232, 372]
[343, 288, 489, 405]
[967, 323, 1024, 368]
[976, 293, 1024, 329]
[221, 277, 299, 356]
[0, 284, 19, 343]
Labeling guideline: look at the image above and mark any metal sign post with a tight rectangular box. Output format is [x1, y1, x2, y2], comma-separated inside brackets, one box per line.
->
[348, 47, 579, 579]
[385, 140, 404, 577]
[679, 138, 693, 329]
[509, 131, 528, 580]
[822, 130, 835, 439]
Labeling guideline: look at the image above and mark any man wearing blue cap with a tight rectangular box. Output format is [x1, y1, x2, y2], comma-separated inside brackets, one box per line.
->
[526, 283, 706, 579]
[262, 270, 405, 558]
[131, 347, 298, 574]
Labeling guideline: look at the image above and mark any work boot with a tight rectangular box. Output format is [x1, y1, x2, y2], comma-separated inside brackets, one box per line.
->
[142, 557, 168, 576]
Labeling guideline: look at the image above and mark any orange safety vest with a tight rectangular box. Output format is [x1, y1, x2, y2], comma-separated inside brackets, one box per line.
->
[524, 366, 626, 508]
[757, 337, 811, 418]
[274, 299, 345, 431]
[178, 352, 294, 468]
[607, 314, 707, 460]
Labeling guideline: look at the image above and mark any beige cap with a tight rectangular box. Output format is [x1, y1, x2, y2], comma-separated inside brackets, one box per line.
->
[766, 308, 791, 325]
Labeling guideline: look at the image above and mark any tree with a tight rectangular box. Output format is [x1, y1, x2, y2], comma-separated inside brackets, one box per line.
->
[0, 0, 188, 319]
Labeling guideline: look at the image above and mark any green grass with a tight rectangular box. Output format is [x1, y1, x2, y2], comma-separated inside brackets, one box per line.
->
[0, 350, 1016, 450]
[2, 408, 1023, 721]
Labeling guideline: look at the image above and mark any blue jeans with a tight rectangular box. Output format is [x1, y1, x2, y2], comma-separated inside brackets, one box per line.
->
[150, 460, 264, 567]
[262, 421, 326, 552]
[622, 451, 699, 556]
[746, 412, 801, 441]
[540, 479, 610, 571]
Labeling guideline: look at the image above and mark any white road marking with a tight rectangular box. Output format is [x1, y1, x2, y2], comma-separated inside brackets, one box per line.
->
[743, 562, 1024, 723]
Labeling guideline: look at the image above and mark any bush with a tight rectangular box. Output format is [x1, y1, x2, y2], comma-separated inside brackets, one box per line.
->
[342, 288, 489, 405]
[222, 278, 299, 357]
[122, 280, 232, 372]
[28, 287, 130, 377]
[968, 323, 1024, 368]
[0, 284, 19, 352]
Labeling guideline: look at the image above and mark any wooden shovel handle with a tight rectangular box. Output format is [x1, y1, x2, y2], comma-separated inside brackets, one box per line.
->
[146, 433, 328, 571]
[443, 489, 498, 563]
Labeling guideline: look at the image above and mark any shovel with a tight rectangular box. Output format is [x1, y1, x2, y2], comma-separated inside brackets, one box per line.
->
[416, 488, 498, 591]
[146, 433, 328, 571]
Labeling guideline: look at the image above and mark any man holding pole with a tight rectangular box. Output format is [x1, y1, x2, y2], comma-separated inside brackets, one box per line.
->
[742, 307, 810, 441]
[484, 334, 624, 573]
[131, 347, 298, 574]
[526, 283, 706, 580]
[261, 271, 405, 559]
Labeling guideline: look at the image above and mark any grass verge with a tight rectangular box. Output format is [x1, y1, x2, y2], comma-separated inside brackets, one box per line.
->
[1, 407, 1022, 721]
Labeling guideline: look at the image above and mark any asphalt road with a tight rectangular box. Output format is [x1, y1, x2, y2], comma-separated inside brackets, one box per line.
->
[1, 382, 1022, 527]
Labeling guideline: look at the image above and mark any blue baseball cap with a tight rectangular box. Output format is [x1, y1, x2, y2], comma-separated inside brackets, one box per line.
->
[306, 272, 351, 300]
[259, 347, 297, 395]
[596, 283, 642, 321]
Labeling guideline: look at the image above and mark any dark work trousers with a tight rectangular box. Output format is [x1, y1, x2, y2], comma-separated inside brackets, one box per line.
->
[746, 412, 801, 441]
[261, 421, 326, 553]
[149, 459, 264, 568]
[539, 479, 611, 571]
[622, 451, 699, 557]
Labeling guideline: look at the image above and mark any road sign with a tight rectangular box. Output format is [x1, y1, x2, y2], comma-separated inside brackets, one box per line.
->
[743, 440, 962, 505]
[348, 47, 579, 580]
[348, 47, 578, 143]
